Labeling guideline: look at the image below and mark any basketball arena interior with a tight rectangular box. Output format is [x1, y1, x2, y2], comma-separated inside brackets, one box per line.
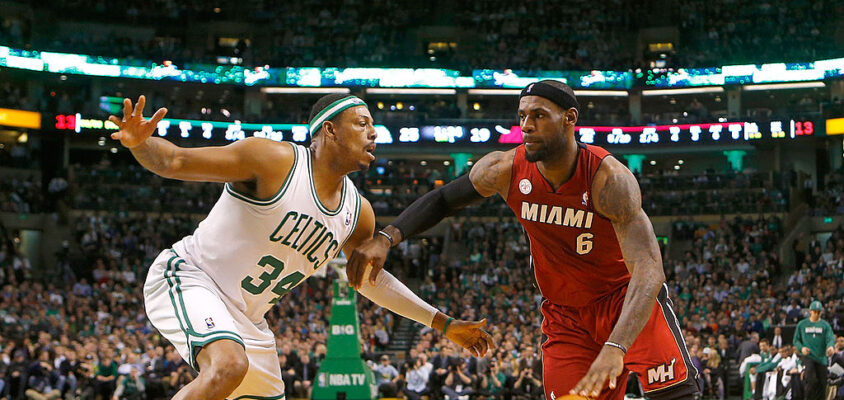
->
[0, 1, 843, 399]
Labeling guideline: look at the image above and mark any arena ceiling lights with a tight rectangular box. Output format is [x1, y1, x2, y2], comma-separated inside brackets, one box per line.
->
[642, 87, 725, 96]
[742, 82, 826, 91]
[365, 88, 457, 95]
[260, 87, 351, 94]
[466, 89, 521, 95]
[467, 89, 628, 97]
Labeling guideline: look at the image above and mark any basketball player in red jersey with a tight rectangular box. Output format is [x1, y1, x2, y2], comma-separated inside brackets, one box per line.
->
[347, 80, 700, 399]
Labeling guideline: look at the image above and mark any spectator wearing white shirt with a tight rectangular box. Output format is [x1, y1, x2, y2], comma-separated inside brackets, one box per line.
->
[773, 345, 803, 399]
[403, 356, 430, 400]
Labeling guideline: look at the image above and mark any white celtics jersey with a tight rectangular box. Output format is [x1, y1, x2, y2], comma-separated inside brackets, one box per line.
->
[172, 142, 361, 323]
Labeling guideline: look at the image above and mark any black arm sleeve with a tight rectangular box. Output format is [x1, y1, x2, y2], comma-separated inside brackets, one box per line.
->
[391, 174, 485, 240]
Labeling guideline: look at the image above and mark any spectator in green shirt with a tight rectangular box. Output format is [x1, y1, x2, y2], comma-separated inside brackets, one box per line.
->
[749, 339, 778, 399]
[95, 349, 119, 400]
[480, 362, 506, 399]
[793, 300, 835, 400]
[112, 366, 145, 400]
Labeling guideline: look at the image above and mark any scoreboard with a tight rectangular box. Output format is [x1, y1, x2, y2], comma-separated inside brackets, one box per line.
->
[52, 112, 821, 149]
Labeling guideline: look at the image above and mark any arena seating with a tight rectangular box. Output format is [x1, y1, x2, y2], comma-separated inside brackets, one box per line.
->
[2, 156, 842, 398]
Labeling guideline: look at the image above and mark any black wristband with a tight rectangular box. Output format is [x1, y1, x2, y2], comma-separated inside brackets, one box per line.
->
[604, 341, 627, 354]
[376, 230, 394, 246]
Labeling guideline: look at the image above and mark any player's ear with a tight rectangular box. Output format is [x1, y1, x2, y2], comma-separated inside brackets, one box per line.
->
[322, 121, 338, 142]
[565, 108, 578, 126]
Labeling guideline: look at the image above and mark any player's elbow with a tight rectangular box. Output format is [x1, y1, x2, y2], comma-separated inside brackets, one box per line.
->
[157, 152, 182, 179]
[650, 266, 666, 293]
[632, 261, 665, 294]
[651, 263, 666, 286]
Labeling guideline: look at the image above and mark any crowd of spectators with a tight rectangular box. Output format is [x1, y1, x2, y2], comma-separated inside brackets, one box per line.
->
[450, 0, 635, 71]
[391, 213, 842, 399]
[639, 172, 789, 216]
[0, 173, 45, 214]
[0, 144, 36, 171]
[809, 168, 844, 216]
[69, 164, 222, 215]
[9, 0, 436, 69]
[2, 151, 842, 400]
[0, 190, 841, 399]
[0, 79, 36, 113]
[5, 0, 843, 71]
[0, 208, 407, 400]
[66, 161, 792, 219]
[669, 216, 844, 398]
[675, 0, 841, 67]
[361, 167, 790, 217]
[4, 210, 839, 399]
[0, 15, 27, 50]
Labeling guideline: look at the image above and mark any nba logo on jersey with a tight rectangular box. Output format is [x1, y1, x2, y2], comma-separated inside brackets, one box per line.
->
[344, 210, 352, 226]
[582, 191, 589, 206]
[519, 179, 532, 195]
[205, 317, 215, 329]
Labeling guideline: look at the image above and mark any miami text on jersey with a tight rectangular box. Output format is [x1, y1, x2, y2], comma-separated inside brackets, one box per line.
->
[519, 201, 595, 229]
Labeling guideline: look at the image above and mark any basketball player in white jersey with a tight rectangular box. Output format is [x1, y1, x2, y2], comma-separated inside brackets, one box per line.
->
[108, 95, 493, 400]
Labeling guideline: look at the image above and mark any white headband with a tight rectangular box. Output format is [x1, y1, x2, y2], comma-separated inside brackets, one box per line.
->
[308, 96, 367, 135]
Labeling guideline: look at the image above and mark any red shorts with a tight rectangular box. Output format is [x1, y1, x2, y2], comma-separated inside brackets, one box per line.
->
[541, 283, 699, 400]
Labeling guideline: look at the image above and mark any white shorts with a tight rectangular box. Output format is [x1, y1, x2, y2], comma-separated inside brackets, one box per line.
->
[144, 249, 285, 399]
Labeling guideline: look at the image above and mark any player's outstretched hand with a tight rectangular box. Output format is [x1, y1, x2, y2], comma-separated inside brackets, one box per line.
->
[108, 95, 168, 149]
[347, 235, 391, 289]
[445, 318, 494, 357]
[571, 345, 624, 398]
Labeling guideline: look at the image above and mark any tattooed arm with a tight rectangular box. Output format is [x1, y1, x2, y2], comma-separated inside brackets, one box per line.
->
[571, 155, 665, 397]
[594, 156, 665, 351]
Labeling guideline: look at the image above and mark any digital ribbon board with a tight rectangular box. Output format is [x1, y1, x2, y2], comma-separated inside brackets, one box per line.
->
[51, 112, 822, 148]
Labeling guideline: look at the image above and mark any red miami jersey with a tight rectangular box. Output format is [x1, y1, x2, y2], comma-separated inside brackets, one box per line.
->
[505, 143, 630, 307]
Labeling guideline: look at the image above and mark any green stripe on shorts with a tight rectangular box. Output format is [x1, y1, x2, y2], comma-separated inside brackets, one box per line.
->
[163, 249, 244, 370]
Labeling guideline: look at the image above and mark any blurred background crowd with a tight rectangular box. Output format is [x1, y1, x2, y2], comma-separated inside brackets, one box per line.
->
[1, 0, 843, 398]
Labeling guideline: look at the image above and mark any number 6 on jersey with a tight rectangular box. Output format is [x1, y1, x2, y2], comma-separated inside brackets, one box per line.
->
[576, 233, 593, 255]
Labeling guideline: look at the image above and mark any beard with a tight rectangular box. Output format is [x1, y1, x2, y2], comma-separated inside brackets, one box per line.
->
[524, 134, 566, 163]
[524, 146, 547, 163]
[356, 159, 372, 173]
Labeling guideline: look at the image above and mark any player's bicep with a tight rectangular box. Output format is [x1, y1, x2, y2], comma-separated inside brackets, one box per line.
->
[468, 149, 514, 198]
[167, 137, 286, 183]
[592, 156, 641, 223]
[593, 157, 660, 272]
[612, 209, 661, 272]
